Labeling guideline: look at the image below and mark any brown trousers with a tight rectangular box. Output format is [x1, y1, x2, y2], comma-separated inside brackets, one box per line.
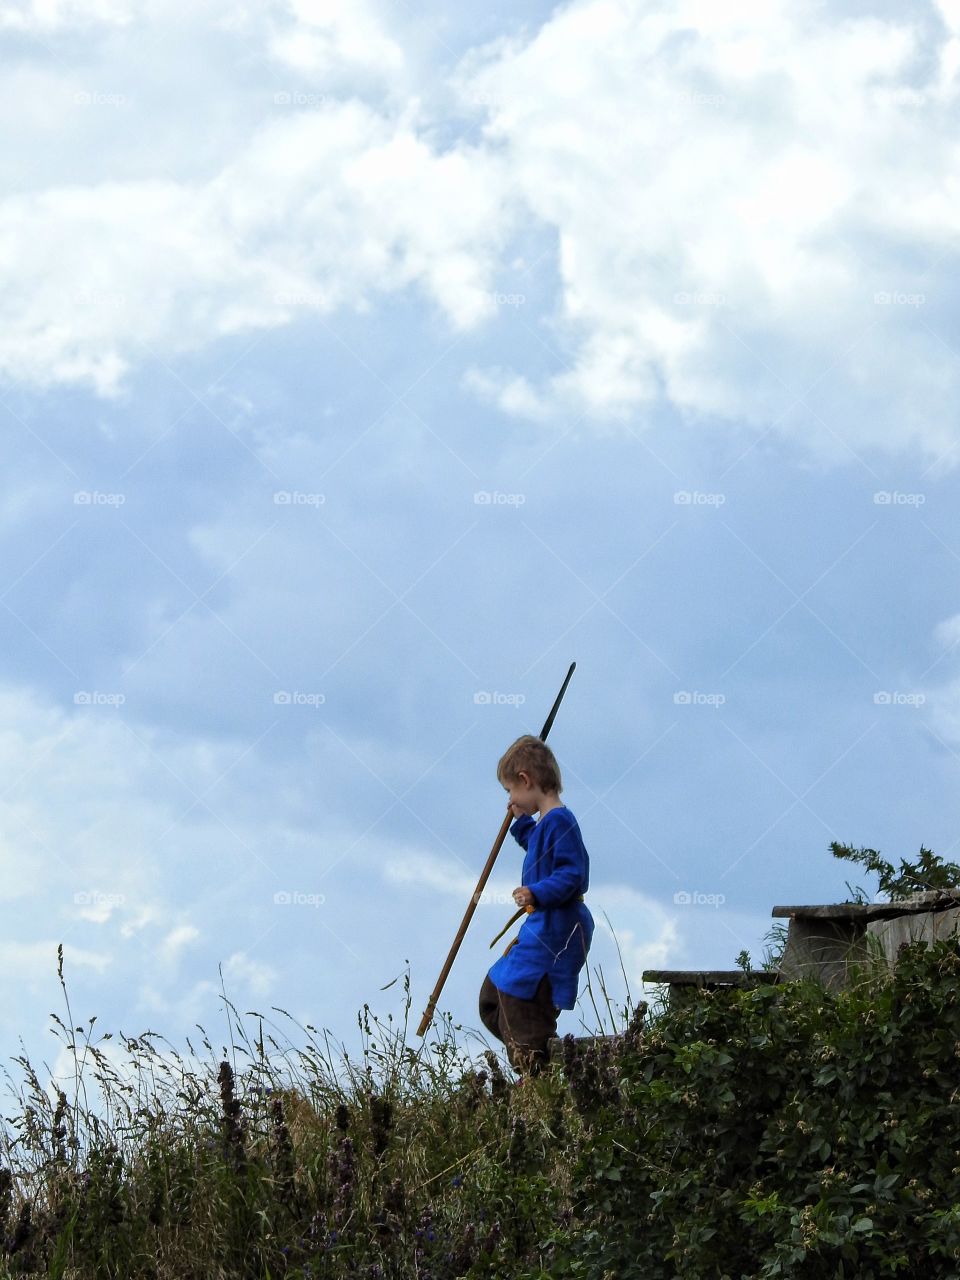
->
[479, 973, 559, 1074]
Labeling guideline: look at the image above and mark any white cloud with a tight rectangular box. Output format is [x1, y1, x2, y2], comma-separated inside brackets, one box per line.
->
[138, 977, 220, 1025]
[462, 367, 551, 421]
[934, 612, 960, 650]
[0, 0, 138, 29]
[158, 923, 200, 966]
[0, 940, 109, 981]
[920, 613, 960, 743]
[588, 882, 680, 987]
[381, 849, 516, 909]
[119, 905, 163, 938]
[459, 0, 960, 460]
[933, 1, 960, 94]
[269, 0, 405, 84]
[0, 682, 300, 1028]
[222, 949, 276, 997]
[5, 0, 960, 463]
[0, 677, 471, 1066]
[0, 101, 510, 396]
[0, 683, 199, 913]
[925, 674, 960, 744]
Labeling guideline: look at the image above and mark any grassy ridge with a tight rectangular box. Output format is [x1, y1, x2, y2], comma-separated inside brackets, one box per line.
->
[1, 940, 959, 1278]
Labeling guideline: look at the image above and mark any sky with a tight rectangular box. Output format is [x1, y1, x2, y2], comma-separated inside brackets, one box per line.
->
[3, 0, 960, 1086]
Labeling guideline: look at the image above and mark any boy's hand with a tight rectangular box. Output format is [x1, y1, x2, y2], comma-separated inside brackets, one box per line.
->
[512, 886, 536, 909]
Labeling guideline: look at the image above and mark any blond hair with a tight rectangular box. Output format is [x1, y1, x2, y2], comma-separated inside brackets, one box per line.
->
[496, 735, 563, 793]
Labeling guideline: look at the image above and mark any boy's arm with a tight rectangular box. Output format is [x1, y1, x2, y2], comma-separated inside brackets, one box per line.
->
[526, 816, 587, 907]
[510, 814, 536, 850]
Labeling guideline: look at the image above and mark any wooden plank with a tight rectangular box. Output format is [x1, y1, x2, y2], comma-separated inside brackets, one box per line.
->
[642, 969, 778, 986]
[772, 893, 960, 921]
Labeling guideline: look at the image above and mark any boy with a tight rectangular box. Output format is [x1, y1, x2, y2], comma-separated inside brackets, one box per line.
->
[479, 735, 595, 1075]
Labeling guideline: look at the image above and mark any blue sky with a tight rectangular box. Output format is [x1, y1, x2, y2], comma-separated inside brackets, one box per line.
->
[3, 0, 960, 1081]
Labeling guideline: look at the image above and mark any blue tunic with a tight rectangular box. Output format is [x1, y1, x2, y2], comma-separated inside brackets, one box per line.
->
[486, 806, 595, 1009]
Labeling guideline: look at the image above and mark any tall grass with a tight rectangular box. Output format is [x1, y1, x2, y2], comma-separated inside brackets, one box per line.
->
[0, 947, 640, 1279]
[4, 937, 958, 1277]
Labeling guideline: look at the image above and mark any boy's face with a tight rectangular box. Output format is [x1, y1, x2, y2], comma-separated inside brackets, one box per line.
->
[504, 771, 542, 818]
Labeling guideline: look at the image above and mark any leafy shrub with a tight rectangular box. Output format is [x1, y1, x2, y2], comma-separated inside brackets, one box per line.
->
[831, 842, 960, 901]
[537, 937, 960, 1280]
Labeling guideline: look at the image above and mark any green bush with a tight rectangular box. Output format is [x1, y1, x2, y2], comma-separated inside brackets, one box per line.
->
[538, 937, 960, 1280]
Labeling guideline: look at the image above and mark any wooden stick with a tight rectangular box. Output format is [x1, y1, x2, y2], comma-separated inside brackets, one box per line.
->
[489, 905, 533, 949]
[416, 662, 576, 1037]
[415, 809, 513, 1037]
